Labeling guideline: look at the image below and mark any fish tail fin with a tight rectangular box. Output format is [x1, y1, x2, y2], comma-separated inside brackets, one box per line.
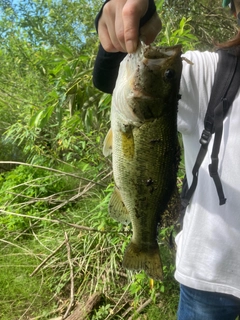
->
[122, 241, 163, 280]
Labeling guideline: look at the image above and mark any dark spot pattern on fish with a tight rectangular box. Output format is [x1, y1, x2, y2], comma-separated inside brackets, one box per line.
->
[150, 138, 162, 144]
[146, 178, 154, 186]
[145, 178, 156, 194]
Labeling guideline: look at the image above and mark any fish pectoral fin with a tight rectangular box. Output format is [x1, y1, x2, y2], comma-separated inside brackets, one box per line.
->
[109, 187, 130, 225]
[122, 241, 163, 280]
[103, 128, 113, 157]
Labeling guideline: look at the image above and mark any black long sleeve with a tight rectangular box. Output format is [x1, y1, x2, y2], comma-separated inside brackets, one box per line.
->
[93, 0, 157, 94]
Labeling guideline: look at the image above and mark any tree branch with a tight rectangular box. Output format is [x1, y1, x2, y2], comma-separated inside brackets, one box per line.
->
[0, 161, 106, 186]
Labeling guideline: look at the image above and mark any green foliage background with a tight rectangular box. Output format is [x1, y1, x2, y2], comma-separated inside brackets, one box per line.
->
[0, 0, 236, 319]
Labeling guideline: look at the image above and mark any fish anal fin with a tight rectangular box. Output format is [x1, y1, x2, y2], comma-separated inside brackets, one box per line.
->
[122, 241, 163, 280]
[103, 128, 113, 157]
[109, 187, 130, 225]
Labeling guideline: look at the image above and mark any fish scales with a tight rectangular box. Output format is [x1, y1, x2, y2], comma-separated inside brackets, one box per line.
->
[103, 43, 182, 280]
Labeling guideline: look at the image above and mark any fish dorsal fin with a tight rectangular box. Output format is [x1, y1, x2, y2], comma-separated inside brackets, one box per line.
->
[103, 128, 113, 157]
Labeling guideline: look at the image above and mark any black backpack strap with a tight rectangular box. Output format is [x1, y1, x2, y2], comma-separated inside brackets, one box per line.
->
[181, 48, 240, 210]
[180, 128, 210, 215]
[208, 98, 227, 205]
[207, 49, 240, 204]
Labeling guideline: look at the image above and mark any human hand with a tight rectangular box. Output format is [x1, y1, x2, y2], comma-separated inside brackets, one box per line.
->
[98, 0, 162, 53]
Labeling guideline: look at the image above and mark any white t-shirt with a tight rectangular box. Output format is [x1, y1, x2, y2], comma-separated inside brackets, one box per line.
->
[175, 50, 240, 299]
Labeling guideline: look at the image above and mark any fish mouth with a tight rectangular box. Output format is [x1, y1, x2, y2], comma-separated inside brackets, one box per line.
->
[142, 44, 182, 61]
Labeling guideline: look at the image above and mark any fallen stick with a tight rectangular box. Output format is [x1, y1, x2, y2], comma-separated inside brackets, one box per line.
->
[128, 293, 160, 320]
[30, 239, 66, 277]
[65, 293, 103, 320]
[0, 209, 113, 233]
[0, 161, 105, 186]
[63, 232, 74, 319]
[104, 282, 131, 320]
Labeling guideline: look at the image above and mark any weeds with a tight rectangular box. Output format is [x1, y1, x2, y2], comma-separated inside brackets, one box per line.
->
[0, 162, 179, 319]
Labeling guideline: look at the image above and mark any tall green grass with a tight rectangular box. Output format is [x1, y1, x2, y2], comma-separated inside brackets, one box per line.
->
[0, 170, 180, 319]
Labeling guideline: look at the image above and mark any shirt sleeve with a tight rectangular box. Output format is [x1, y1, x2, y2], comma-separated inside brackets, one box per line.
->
[178, 51, 218, 135]
[93, 0, 157, 94]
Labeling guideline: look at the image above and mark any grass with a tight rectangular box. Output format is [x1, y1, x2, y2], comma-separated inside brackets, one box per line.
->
[0, 164, 180, 320]
[0, 209, 179, 319]
[0, 238, 56, 320]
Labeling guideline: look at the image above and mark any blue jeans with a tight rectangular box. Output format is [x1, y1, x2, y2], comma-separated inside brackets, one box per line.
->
[177, 284, 240, 320]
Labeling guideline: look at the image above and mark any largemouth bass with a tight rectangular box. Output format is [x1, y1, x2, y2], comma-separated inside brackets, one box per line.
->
[103, 43, 182, 280]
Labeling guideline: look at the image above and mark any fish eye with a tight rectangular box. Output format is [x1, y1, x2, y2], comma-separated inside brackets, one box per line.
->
[164, 69, 175, 80]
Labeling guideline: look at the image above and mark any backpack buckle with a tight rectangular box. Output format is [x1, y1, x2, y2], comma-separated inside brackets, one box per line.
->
[199, 129, 211, 146]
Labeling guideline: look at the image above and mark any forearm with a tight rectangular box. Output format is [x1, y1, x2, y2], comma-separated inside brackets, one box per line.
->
[93, 45, 126, 94]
